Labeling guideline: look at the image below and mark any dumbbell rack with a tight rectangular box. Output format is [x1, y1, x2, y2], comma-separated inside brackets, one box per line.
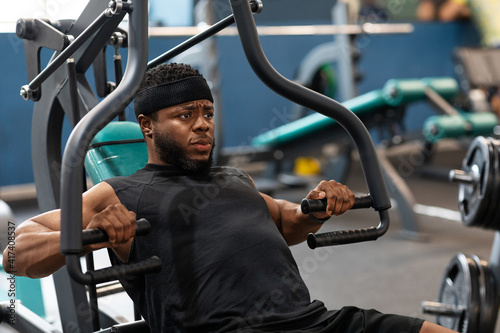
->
[422, 136, 500, 333]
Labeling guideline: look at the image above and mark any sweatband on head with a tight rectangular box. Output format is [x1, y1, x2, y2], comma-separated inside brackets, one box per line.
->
[134, 76, 213, 118]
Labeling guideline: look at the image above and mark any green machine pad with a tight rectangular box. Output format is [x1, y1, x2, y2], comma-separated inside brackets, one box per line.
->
[85, 121, 148, 184]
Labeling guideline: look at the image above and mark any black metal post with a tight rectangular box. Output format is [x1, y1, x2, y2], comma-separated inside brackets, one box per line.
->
[229, 0, 391, 246]
[59, 0, 148, 270]
[27, 11, 112, 92]
[147, 14, 235, 69]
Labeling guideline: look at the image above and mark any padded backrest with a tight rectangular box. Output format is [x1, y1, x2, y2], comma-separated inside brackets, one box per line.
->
[85, 121, 147, 184]
[455, 48, 500, 87]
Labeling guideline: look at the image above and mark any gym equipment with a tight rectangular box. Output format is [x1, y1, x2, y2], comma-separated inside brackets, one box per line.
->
[421, 135, 500, 333]
[454, 48, 500, 113]
[252, 77, 459, 148]
[421, 253, 498, 333]
[301, 195, 373, 215]
[85, 122, 147, 183]
[448, 136, 500, 229]
[230, 0, 391, 241]
[423, 112, 497, 143]
[250, 77, 462, 238]
[10, 0, 398, 331]
[421, 72, 497, 143]
[300, 195, 375, 248]
[421, 253, 497, 333]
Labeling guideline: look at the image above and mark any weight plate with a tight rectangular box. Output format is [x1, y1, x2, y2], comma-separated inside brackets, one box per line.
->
[436, 253, 480, 333]
[471, 255, 498, 333]
[484, 138, 500, 230]
[480, 138, 499, 230]
[491, 138, 500, 229]
[458, 137, 492, 227]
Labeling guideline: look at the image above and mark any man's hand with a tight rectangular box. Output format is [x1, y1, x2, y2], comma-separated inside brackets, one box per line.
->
[85, 204, 137, 249]
[305, 180, 355, 218]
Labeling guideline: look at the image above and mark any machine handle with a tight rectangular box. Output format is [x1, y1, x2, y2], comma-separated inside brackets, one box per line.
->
[302, 195, 389, 249]
[67, 218, 162, 285]
[307, 225, 381, 249]
[301, 195, 373, 214]
[229, 0, 391, 249]
[67, 254, 162, 285]
[82, 218, 150, 246]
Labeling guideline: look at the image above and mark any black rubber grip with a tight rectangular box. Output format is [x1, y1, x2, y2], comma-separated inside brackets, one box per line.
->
[301, 195, 372, 214]
[307, 227, 378, 249]
[82, 218, 150, 246]
[86, 256, 162, 285]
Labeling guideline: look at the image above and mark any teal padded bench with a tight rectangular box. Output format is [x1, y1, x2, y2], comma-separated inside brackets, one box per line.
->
[251, 77, 460, 149]
[85, 121, 147, 184]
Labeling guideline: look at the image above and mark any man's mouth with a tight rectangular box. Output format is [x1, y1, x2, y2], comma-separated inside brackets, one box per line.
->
[191, 138, 212, 152]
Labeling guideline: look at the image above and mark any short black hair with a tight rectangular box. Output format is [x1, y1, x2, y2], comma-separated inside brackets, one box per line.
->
[138, 63, 203, 95]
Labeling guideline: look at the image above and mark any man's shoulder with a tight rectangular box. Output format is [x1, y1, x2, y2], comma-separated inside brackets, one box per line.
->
[210, 166, 250, 177]
[104, 168, 152, 190]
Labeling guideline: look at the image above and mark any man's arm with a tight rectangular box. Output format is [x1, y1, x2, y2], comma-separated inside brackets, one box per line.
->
[2, 182, 136, 278]
[261, 180, 355, 246]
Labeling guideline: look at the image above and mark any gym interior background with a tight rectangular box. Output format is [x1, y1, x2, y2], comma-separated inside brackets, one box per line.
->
[0, 0, 481, 187]
[0, 0, 498, 332]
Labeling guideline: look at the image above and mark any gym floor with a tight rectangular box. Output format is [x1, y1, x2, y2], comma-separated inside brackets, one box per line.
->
[6, 138, 500, 332]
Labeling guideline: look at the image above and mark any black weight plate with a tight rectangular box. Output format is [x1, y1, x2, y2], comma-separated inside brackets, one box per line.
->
[436, 253, 480, 333]
[458, 137, 492, 227]
[471, 255, 498, 333]
[484, 138, 500, 230]
[480, 138, 499, 230]
[490, 138, 500, 229]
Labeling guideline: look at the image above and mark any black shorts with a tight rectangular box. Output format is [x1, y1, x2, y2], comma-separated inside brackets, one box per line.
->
[314, 306, 424, 333]
[232, 306, 425, 333]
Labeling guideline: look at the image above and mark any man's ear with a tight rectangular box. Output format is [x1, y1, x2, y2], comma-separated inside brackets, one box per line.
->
[137, 114, 153, 138]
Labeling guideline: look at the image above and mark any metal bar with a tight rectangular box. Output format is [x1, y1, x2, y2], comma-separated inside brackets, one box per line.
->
[229, 0, 390, 247]
[61, 0, 162, 284]
[229, 0, 391, 212]
[66, 58, 80, 127]
[424, 86, 459, 116]
[60, 0, 148, 256]
[147, 14, 235, 69]
[449, 169, 476, 184]
[148, 23, 414, 37]
[147, 0, 262, 69]
[94, 281, 125, 298]
[86, 253, 101, 331]
[421, 301, 465, 317]
[0, 301, 61, 333]
[28, 10, 112, 91]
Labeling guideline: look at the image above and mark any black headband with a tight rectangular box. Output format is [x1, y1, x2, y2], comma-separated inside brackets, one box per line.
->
[134, 76, 213, 118]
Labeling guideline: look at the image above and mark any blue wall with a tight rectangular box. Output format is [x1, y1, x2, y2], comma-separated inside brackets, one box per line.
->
[0, 21, 480, 187]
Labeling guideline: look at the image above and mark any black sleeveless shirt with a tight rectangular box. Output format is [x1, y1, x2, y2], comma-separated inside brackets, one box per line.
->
[105, 164, 328, 332]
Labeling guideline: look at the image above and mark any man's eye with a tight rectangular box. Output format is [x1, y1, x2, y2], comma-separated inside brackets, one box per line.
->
[205, 113, 214, 119]
[180, 113, 191, 119]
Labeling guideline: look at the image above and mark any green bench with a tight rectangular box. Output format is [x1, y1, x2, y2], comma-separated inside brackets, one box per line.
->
[251, 77, 497, 148]
[85, 121, 147, 184]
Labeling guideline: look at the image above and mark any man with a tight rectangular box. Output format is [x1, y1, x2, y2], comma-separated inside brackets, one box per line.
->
[4, 63, 456, 332]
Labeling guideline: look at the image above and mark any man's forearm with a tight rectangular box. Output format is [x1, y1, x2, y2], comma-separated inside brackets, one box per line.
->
[275, 199, 323, 246]
[3, 228, 65, 278]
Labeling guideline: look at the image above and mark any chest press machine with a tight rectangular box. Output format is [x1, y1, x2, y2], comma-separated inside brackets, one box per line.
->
[5, 0, 395, 332]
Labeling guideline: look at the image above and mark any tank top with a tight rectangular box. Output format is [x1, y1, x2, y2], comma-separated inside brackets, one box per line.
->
[105, 164, 328, 332]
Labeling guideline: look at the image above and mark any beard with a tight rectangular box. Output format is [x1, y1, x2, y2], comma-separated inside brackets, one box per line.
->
[154, 131, 215, 174]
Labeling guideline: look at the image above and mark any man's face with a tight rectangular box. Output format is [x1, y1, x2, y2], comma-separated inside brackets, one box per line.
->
[151, 99, 215, 173]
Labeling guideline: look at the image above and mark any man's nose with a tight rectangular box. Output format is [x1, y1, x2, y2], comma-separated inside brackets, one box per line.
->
[193, 115, 210, 131]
